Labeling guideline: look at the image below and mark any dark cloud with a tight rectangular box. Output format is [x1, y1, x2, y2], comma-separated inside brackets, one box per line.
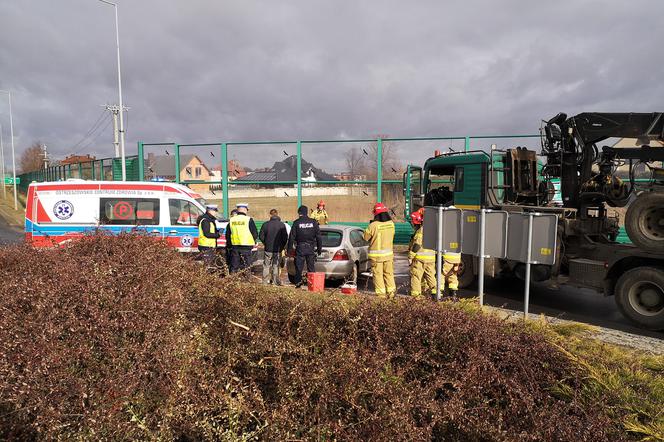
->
[1, 0, 662, 173]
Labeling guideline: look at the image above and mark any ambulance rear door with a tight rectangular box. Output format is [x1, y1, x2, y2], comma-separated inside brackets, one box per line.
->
[165, 197, 204, 252]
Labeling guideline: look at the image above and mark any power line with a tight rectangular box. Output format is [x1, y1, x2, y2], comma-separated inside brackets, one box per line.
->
[70, 109, 107, 152]
[82, 118, 113, 152]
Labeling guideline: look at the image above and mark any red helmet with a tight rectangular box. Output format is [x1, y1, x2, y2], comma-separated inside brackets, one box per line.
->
[317, 200, 325, 208]
[410, 210, 423, 225]
[373, 202, 388, 215]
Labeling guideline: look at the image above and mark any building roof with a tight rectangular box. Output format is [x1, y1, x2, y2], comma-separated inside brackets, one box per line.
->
[148, 154, 211, 177]
[234, 171, 277, 182]
[235, 155, 338, 183]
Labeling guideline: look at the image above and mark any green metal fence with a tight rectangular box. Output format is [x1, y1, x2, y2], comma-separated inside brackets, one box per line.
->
[18, 155, 140, 189]
[137, 134, 541, 218]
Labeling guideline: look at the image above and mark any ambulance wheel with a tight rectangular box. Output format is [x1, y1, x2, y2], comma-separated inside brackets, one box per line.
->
[456, 254, 475, 289]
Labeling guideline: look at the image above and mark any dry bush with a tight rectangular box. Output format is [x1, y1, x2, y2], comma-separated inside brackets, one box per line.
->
[0, 235, 626, 441]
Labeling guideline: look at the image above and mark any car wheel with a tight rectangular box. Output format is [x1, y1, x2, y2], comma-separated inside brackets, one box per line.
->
[615, 266, 664, 330]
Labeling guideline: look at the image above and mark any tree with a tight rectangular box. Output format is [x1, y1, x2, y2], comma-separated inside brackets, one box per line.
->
[361, 135, 404, 180]
[344, 147, 365, 180]
[19, 142, 46, 173]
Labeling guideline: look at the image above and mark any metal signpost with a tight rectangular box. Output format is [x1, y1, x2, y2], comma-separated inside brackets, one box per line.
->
[506, 212, 558, 317]
[423, 206, 462, 301]
[462, 209, 508, 305]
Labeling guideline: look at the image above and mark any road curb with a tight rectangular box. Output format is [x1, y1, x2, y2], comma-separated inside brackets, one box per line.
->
[486, 305, 664, 355]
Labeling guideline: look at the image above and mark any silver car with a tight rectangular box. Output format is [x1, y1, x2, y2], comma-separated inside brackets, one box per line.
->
[286, 225, 371, 284]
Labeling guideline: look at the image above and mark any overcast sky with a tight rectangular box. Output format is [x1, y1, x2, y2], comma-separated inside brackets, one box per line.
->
[1, 0, 663, 173]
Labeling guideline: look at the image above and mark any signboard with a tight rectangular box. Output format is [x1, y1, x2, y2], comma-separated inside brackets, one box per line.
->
[506, 213, 558, 265]
[461, 210, 508, 258]
[422, 206, 461, 252]
[3, 176, 20, 185]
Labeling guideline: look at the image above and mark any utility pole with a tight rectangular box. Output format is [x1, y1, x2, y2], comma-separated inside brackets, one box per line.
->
[99, 0, 127, 181]
[0, 89, 18, 210]
[42, 144, 50, 170]
[104, 104, 129, 158]
[0, 123, 5, 199]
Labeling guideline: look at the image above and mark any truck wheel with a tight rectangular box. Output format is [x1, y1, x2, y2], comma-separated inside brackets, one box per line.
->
[456, 254, 475, 289]
[615, 267, 664, 330]
[625, 192, 664, 252]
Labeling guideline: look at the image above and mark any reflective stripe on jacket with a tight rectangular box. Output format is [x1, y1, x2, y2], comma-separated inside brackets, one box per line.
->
[364, 220, 395, 260]
[198, 219, 217, 248]
[443, 252, 461, 263]
[408, 228, 435, 262]
[229, 214, 256, 246]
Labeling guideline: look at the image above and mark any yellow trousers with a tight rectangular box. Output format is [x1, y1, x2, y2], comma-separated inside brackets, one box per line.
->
[442, 259, 459, 291]
[410, 259, 437, 297]
[371, 258, 396, 297]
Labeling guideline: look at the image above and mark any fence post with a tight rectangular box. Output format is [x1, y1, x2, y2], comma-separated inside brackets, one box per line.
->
[221, 143, 229, 218]
[464, 136, 470, 152]
[91, 161, 96, 180]
[296, 141, 302, 207]
[377, 138, 383, 203]
[137, 142, 144, 181]
[175, 144, 181, 184]
[78, 162, 83, 179]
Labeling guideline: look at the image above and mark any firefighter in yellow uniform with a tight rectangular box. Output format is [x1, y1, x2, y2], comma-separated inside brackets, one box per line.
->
[408, 209, 437, 299]
[442, 204, 461, 298]
[310, 200, 329, 225]
[363, 202, 396, 298]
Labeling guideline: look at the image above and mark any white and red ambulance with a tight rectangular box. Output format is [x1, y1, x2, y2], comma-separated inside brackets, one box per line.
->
[24, 180, 228, 251]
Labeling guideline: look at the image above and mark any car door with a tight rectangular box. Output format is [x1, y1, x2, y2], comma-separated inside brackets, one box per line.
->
[349, 229, 370, 271]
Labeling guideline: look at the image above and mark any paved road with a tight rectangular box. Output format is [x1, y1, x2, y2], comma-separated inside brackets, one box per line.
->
[385, 254, 664, 340]
[0, 219, 21, 245]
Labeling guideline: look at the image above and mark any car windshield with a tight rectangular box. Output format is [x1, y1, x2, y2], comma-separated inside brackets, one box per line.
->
[321, 230, 342, 247]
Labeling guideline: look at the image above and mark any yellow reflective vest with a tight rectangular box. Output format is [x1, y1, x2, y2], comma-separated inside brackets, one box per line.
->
[198, 218, 217, 248]
[408, 227, 435, 262]
[363, 220, 395, 261]
[229, 214, 256, 246]
[311, 209, 329, 225]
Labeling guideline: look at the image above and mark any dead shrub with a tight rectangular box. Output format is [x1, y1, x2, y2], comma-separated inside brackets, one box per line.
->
[0, 235, 626, 440]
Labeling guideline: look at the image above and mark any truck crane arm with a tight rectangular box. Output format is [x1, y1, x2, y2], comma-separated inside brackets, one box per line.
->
[542, 112, 664, 207]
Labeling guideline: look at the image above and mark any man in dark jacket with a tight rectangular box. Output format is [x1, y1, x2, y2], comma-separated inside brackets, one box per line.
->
[197, 204, 221, 266]
[287, 205, 322, 288]
[259, 208, 289, 285]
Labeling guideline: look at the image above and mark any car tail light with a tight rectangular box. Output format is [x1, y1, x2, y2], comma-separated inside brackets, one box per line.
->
[287, 249, 296, 258]
[332, 249, 350, 261]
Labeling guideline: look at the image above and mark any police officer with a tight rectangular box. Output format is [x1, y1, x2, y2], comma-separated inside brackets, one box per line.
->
[225, 203, 258, 273]
[310, 200, 329, 225]
[198, 204, 220, 266]
[408, 209, 437, 299]
[287, 205, 322, 288]
[364, 202, 396, 298]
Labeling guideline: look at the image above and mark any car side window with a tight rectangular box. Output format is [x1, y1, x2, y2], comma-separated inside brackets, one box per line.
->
[168, 199, 203, 226]
[350, 230, 367, 247]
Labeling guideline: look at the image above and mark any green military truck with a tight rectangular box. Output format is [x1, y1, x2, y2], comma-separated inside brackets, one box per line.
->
[403, 112, 664, 330]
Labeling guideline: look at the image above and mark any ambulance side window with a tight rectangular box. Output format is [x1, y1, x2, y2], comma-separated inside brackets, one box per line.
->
[168, 199, 203, 226]
[99, 198, 160, 225]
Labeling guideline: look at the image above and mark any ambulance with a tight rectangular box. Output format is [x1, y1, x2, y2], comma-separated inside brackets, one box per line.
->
[24, 180, 228, 251]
